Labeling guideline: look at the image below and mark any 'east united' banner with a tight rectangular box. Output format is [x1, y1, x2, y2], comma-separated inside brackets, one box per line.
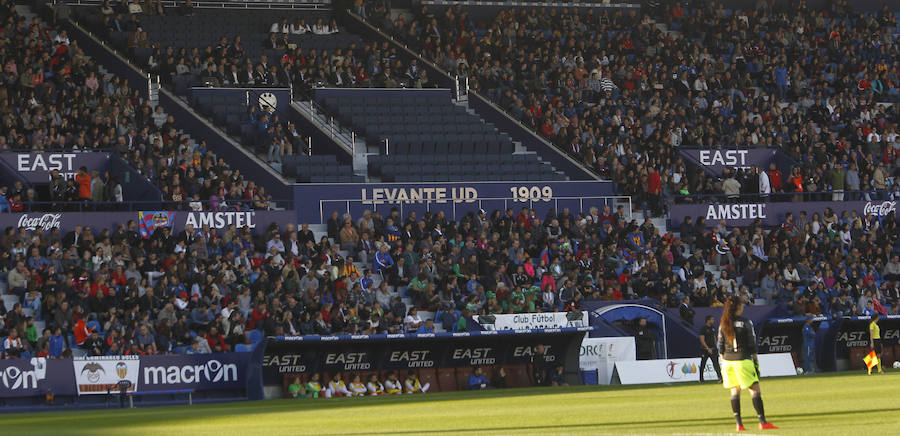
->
[73, 356, 140, 395]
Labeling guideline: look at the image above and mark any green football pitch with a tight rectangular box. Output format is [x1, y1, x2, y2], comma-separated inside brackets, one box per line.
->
[2, 371, 898, 435]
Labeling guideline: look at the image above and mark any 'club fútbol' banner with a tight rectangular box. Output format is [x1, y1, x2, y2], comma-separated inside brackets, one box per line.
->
[479, 312, 589, 331]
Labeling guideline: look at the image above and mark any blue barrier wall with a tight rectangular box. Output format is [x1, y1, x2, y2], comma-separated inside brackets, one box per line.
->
[293, 180, 619, 224]
[314, 88, 452, 104]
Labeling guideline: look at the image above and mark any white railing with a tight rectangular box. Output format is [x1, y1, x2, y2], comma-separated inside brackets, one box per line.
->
[318, 195, 632, 223]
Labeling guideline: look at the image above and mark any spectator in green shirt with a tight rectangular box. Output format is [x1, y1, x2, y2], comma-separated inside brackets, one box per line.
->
[455, 309, 470, 332]
[828, 164, 845, 201]
[288, 377, 308, 399]
[304, 373, 325, 398]
[25, 317, 38, 346]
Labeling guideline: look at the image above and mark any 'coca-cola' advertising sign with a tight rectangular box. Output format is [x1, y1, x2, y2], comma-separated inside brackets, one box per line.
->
[863, 201, 896, 217]
[16, 214, 61, 231]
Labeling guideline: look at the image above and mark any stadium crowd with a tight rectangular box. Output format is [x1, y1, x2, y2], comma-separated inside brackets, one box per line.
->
[2, 196, 898, 359]
[81, 2, 432, 92]
[0, 0, 898, 362]
[378, 1, 900, 211]
[0, 1, 274, 211]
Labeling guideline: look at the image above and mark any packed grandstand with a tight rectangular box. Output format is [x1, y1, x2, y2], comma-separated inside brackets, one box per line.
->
[0, 0, 898, 407]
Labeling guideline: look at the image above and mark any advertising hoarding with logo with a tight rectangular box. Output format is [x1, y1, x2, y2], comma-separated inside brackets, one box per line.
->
[73, 356, 140, 395]
[262, 328, 591, 387]
[670, 200, 897, 229]
[0, 210, 297, 234]
[139, 353, 248, 391]
[0, 152, 111, 183]
[1, 353, 255, 400]
[0, 358, 71, 398]
[579, 337, 636, 369]
[757, 317, 828, 355]
[678, 149, 778, 176]
[834, 316, 900, 356]
[479, 312, 588, 331]
[379, 343, 443, 370]
[580, 337, 636, 385]
[613, 353, 796, 385]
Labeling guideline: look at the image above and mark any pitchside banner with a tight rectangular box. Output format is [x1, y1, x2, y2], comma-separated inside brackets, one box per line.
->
[262, 328, 591, 385]
[834, 315, 900, 356]
[0, 357, 76, 398]
[139, 353, 249, 391]
[757, 317, 827, 355]
[479, 312, 588, 331]
[679, 148, 777, 176]
[293, 181, 618, 224]
[579, 337, 636, 370]
[1, 353, 252, 399]
[613, 353, 796, 385]
[73, 356, 140, 395]
[1, 210, 296, 234]
[0, 152, 111, 183]
[580, 337, 636, 385]
[670, 200, 897, 229]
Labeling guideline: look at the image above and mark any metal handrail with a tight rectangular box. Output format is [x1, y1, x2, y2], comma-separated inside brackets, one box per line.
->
[64, 0, 330, 10]
[318, 194, 632, 223]
[3, 199, 294, 213]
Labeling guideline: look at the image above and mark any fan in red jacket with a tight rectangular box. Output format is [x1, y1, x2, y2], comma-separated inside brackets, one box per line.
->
[205, 326, 231, 352]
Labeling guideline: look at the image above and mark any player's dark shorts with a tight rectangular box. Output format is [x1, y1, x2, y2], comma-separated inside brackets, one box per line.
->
[873, 339, 883, 354]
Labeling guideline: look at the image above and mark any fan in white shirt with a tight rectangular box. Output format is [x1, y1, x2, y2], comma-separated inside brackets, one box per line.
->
[404, 308, 423, 332]
[270, 19, 290, 34]
[291, 18, 311, 34]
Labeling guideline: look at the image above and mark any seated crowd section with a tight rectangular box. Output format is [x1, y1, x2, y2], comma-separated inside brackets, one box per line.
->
[0, 0, 897, 374]
[374, 0, 899, 206]
[71, 4, 453, 181]
[74, 4, 429, 95]
[2, 197, 899, 359]
[0, 0, 275, 211]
